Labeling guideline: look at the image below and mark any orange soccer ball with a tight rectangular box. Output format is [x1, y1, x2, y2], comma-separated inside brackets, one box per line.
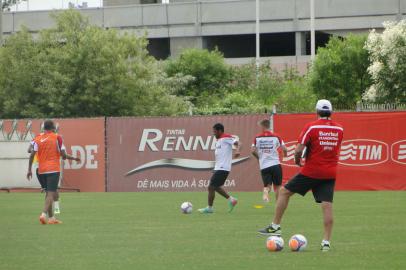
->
[266, 236, 284, 252]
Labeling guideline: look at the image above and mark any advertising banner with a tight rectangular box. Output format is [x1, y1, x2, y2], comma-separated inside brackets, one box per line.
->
[0, 118, 105, 192]
[275, 112, 406, 190]
[106, 115, 269, 192]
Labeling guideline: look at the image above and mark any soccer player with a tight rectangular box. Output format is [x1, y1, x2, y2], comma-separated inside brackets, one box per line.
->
[198, 123, 241, 214]
[28, 130, 62, 214]
[258, 100, 344, 252]
[252, 119, 287, 202]
[27, 120, 80, 225]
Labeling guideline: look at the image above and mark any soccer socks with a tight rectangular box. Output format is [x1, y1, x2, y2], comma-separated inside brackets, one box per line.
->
[322, 240, 330, 245]
[271, 223, 281, 229]
[53, 201, 60, 214]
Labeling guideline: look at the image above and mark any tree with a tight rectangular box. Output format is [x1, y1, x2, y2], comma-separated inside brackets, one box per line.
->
[364, 20, 406, 103]
[165, 49, 231, 106]
[2, 0, 26, 11]
[0, 10, 190, 118]
[308, 34, 372, 108]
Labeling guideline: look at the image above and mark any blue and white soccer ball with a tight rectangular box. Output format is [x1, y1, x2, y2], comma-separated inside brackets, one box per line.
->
[289, 234, 307, 251]
[180, 202, 193, 214]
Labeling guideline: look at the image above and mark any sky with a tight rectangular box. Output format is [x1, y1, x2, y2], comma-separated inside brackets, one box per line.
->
[8, 0, 103, 11]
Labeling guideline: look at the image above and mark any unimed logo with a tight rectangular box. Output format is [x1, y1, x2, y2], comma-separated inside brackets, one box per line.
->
[339, 139, 388, 166]
[391, 140, 406, 165]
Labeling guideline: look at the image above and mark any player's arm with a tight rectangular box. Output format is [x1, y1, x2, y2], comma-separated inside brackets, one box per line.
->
[57, 136, 81, 162]
[61, 149, 81, 162]
[294, 144, 306, 167]
[251, 145, 259, 160]
[233, 140, 241, 158]
[27, 151, 35, 180]
[281, 144, 288, 158]
[27, 143, 33, 154]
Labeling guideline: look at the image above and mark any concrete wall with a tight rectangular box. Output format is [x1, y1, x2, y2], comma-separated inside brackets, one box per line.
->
[1, 0, 405, 64]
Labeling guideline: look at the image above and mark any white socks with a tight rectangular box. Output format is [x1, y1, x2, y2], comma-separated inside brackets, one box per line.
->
[322, 240, 330, 245]
[271, 223, 280, 229]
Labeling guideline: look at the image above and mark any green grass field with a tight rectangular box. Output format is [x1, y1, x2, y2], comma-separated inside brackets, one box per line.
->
[1, 191, 405, 270]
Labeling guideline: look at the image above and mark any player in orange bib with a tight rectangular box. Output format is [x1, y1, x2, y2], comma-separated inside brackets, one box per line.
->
[27, 120, 80, 225]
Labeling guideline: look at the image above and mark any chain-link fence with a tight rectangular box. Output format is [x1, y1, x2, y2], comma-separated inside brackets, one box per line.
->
[274, 102, 406, 114]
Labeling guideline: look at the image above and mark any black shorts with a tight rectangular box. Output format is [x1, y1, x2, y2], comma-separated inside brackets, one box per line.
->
[261, 165, 282, 187]
[284, 174, 335, 203]
[38, 173, 60, 192]
[36, 168, 46, 190]
[209, 170, 229, 187]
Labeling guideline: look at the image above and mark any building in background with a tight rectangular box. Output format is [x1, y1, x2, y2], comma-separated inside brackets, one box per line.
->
[1, 0, 405, 72]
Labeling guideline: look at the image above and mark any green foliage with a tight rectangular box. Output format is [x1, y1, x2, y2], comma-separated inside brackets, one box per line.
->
[308, 34, 372, 107]
[0, 10, 190, 118]
[194, 62, 316, 115]
[165, 49, 231, 105]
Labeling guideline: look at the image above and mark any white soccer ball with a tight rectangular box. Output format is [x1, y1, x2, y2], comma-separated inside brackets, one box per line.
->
[180, 202, 193, 214]
[289, 234, 307, 251]
[266, 236, 284, 252]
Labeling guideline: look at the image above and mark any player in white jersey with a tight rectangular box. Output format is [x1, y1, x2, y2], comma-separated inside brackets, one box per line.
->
[252, 119, 287, 203]
[198, 123, 241, 214]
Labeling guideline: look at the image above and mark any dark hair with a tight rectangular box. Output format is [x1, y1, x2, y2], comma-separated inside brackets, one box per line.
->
[259, 119, 270, 128]
[213, 123, 224, 132]
[43, 120, 55, 131]
[317, 110, 332, 118]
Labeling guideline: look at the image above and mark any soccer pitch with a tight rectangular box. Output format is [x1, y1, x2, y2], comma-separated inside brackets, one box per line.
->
[0, 191, 405, 270]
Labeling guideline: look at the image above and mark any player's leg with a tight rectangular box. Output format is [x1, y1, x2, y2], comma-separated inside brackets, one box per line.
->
[272, 164, 283, 202]
[53, 191, 61, 214]
[312, 179, 335, 251]
[272, 187, 293, 224]
[208, 186, 216, 207]
[36, 168, 46, 193]
[199, 171, 220, 213]
[261, 167, 271, 202]
[321, 202, 333, 245]
[258, 174, 313, 236]
[215, 186, 238, 212]
[46, 173, 62, 224]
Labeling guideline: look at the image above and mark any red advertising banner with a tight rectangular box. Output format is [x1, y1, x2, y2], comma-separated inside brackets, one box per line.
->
[0, 118, 105, 192]
[275, 112, 406, 190]
[106, 115, 269, 192]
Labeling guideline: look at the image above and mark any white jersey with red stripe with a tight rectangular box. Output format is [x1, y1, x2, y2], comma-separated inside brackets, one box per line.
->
[298, 118, 344, 179]
[214, 133, 237, 171]
[252, 131, 285, 170]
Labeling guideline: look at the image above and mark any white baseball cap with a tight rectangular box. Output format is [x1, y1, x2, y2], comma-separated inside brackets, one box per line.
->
[316, 99, 333, 111]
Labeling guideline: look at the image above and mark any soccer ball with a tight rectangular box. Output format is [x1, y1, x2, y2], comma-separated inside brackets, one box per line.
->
[180, 202, 193, 214]
[289, 234, 307, 251]
[266, 236, 284, 252]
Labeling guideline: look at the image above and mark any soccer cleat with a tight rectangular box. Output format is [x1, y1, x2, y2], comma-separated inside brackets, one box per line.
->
[321, 242, 331, 252]
[48, 218, 63, 225]
[228, 198, 238, 213]
[39, 214, 47, 225]
[198, 207, 214, 214]
[258, 224, 282, 236]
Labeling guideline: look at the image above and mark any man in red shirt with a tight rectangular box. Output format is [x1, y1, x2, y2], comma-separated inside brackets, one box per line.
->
[258, 100, 344, 252]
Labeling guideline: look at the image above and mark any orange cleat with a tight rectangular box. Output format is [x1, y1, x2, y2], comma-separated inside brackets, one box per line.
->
[48, 218, 63, 225]
[39, 215, 47, 225]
